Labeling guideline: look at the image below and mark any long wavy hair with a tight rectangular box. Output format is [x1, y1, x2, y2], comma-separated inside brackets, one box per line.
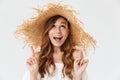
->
[38, 15, 75, 79]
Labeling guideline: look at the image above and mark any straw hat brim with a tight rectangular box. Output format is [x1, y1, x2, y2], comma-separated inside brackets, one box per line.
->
[15, 3, 96, 52]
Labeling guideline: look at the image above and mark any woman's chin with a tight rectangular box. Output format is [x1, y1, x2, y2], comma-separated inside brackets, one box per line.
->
[52, 43, 63, 47]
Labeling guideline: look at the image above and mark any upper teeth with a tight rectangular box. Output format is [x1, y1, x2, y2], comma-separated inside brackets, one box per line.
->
[54, 36, 62, 39]
[55, 36, 61, 38]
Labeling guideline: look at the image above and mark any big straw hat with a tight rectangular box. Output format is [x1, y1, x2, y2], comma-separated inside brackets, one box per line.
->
[15, 2, 96, 53]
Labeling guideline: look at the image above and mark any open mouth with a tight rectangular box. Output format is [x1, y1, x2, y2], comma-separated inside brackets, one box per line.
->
[53, 36, 63, 41]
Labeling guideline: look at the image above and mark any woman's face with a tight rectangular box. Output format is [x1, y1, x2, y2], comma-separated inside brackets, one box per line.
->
[48, 17, 69, 47]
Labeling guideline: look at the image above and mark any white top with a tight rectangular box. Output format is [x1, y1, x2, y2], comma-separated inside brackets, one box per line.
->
[23, 63, 88, 80]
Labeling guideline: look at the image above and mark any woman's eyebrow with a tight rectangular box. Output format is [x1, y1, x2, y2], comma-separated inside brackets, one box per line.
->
[61, 22, 67, 24]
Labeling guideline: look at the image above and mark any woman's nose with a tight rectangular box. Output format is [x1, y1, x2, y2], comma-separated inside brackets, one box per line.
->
[55, 27, 61, 33]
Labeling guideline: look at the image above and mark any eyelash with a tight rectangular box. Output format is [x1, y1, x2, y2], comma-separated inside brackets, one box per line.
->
[52, 25, 66, 28]
[52, 25, 55, 27]
[61, 25, 65, 28]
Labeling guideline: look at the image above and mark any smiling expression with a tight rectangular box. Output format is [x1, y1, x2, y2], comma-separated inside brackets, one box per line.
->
[48, 17, 69, 47]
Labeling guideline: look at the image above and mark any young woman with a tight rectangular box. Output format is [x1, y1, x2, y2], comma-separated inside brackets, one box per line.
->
[15, 3, 96, 80]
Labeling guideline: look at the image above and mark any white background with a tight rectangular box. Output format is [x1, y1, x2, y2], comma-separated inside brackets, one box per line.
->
[0, 0, 120, 80]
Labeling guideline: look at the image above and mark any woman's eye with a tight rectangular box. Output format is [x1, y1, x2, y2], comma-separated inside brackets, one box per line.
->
[61, 25, 65, 28]
[52, 25, 55, 27]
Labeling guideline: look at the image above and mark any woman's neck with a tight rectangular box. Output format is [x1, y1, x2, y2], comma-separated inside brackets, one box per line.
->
[53, 46, 61, 54]
[53, 46, 63, 63]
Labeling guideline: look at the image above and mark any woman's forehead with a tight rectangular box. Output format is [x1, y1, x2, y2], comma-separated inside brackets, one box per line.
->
[54, 18, 67, 24]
